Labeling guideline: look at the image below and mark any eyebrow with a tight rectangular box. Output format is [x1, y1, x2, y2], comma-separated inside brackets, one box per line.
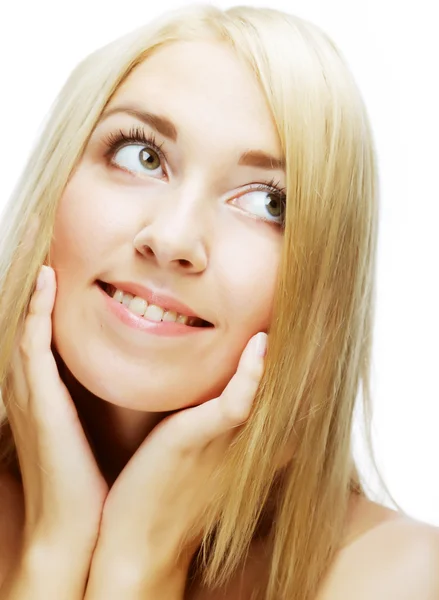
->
[99, 105, 285, 171]
[101, 106, 178, 142]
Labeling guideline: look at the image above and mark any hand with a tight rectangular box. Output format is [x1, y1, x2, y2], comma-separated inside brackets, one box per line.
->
[86, 331, 267, 597]
[5, 262, 108, 563]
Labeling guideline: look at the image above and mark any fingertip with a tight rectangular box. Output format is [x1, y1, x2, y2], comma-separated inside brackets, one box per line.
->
[240, 333, 268, 369]
[253, 332, 268, 358]
[36, 265, 49, 291]
[35, 266, 56, 298]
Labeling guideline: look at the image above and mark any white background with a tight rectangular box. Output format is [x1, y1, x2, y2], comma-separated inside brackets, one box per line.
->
[0, 1, 437, 524]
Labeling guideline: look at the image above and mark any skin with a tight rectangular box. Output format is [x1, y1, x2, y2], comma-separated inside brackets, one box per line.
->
[0, 39, 283, 599]
[48, 39, 285, 483]
[1, 38, 439, 600]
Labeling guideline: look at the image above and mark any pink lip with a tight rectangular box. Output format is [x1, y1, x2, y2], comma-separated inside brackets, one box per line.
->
[96, 283, 207, 337]
[102, 279, 205, 321]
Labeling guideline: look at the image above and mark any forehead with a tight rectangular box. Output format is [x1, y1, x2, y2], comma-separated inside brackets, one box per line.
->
[108, 40, 281, 152]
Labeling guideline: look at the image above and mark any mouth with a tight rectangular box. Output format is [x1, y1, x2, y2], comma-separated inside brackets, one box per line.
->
[96, 280, 214, 328]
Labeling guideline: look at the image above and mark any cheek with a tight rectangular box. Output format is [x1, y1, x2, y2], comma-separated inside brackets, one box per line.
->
[51, 185, 98, 273]
[216, 229, 281, 333]
[50, 175, 126, 277]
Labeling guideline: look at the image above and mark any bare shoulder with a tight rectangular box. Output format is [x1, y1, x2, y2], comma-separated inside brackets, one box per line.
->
[0, 470, 24, 585]
[317, 497, 439, 600]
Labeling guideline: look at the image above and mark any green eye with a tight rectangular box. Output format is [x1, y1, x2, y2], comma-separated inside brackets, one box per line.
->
[104, 127, 167, 178]
[266, 192, 283, 218]
[232, 186, 286, 226]
[139, 147, 161, 171]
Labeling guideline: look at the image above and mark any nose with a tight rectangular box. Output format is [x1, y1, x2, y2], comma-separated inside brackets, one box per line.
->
[132, 192, 209, 274]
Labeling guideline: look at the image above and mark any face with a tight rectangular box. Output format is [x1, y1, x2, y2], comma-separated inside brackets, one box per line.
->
[50, 40, 285, 411]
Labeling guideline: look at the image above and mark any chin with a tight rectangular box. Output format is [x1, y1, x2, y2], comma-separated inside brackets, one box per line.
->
[55, 345, 233, 413]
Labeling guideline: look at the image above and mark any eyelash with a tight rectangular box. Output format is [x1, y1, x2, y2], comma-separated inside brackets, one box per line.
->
[102, 126, 287, 226]
[103, 126, 167, 169]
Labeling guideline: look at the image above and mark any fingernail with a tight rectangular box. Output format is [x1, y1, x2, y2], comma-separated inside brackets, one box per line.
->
[254, 332, 267, 358]
[36, 266, 47, 291]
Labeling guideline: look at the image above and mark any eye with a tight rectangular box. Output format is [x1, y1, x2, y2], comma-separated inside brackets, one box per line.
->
[103, 127, 167, 179]
[232, 181, 287, 226]
[113, 145, 165, 177]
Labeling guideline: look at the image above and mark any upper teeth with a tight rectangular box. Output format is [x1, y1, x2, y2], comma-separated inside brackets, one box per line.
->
[110, 286, 192, 325]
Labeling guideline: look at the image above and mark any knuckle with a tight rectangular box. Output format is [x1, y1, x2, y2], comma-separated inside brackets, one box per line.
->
[168, 426, 196, 455]
[242, 359, 264, 385]
[19, 336, 34, 360]
[222, 367, 262, 426]
[224, 407, 249, 427]
[19, 316, 40, 360]
[27, 296, 40, 315]
[222, 396, 252, 426]
[158, 416, 195, 455]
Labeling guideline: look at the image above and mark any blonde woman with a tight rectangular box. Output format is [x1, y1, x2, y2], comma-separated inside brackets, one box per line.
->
[0, 5, 437, 600]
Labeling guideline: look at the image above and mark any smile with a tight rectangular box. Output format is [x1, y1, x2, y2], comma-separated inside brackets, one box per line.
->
[97, 281, 213, 328]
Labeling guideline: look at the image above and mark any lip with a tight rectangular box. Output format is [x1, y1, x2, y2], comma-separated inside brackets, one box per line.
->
[96, 282, 211, 337]
[100, 279, 210, 323]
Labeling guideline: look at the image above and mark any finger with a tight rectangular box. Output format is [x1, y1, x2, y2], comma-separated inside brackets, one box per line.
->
[10, 266, 56, 413]
[12, 266, 93, 466]
[19, 266, 74, 420]
[168, 332, 267, 449]
[18, 265, 74, 426]
[21, 265, 57, 352]
[7, 345, 28, 416]
[5, 257, 48, 416]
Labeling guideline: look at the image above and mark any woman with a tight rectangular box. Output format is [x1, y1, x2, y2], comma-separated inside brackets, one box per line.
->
[0, 5, 437, 599]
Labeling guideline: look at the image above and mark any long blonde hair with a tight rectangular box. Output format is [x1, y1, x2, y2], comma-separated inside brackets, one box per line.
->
[0, 5, 394, 599]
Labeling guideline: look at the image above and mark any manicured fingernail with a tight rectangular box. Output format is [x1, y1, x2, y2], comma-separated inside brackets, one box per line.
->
[36, 266, 47, 291]
[254, 332, 267, 358]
